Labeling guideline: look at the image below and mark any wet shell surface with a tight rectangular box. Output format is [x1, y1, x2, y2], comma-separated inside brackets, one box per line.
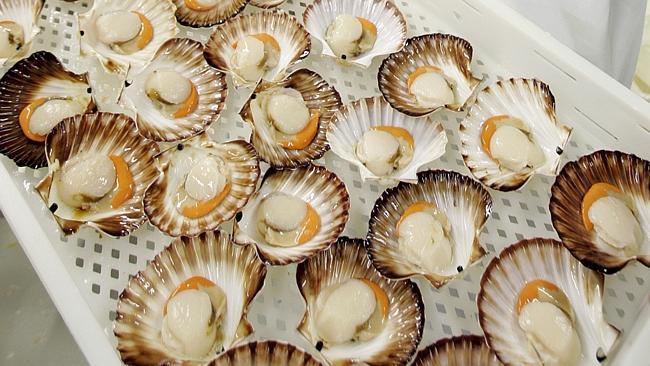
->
[460, 78, 572, 191]
[233, 164, 350, 265]
[367, 170, 492, 288]
[249, 0, 285, 9]
[77, 0, 178, 75]
[412, 335, 503, 366]
[296, 237, 424, 365]
[378, 33, 482, 117]
[209, 341, 323, 366]
[115, 230, 267, 365]
[0, 0, 43, 66]
[144, 133, 260, 237]
[327, 96, 448, 184]
[121, 37, 228, 142]
[550, 150, 650, 273]
[172, 0, 249, 27]
[239, 68, 342, 168]
[478, 238, 620, 366]
[0, 51, 94, 168]
[303, 0, 407, 68]
[35, 113, 159, 237]
[204, 10, 310, 88]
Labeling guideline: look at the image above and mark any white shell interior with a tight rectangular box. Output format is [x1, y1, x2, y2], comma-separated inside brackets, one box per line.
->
[0, 0, 42, 66]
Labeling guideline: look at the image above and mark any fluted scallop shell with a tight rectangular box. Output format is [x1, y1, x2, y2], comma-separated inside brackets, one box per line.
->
[249, 0, 285, 9]
[115, 230, 267, 365]
[233, 164, 350, 265]
[144, 133, 260, 237]
[121, 38, 228, 142]
[210, 341, 323, 366]
[478, 238, 620, 366]
[78, 0, 178, 75]
[367, 170, 492, 288]
[35, 113, 159, 237]
[296, 237, 424, 365]
[239, 68, 342, 168]
[327, 96, 448, 184]
[550, 150, 650, 273]
[204, 10, 310, 88]
[378, 33, 482, 117]
[303, 0, 407, 68]
[172, 0, 249, 27]
[459, 78, 572, 191]
[412, 336, 503, 366]
[0, 51, 94, 169]
[0, 0, 43, 66]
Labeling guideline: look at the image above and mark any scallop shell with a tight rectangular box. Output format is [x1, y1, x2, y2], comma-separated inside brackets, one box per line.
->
[239, 68, 342, 168]
[121, 38, 228, 142]
[327, 96, 448, 184]
[144, 133, 260, 237]
[233, 164, 350, 265]
[412, 336, 503, 366]
[210, 341, 323, 366]
[296, 237, 424, 365]
[204, 10, 310, 88]
[249, 0, 285, 9]
[114, 230, 267, 365]
[0, 0, 43, 66]
[35, 112, 159, 237]
[478, 238, 620, 366]
[378, 33, 482, 117]
[303, 0, 407, 68]
[366, 170, 492, 288]
[172, 0, 249, 28]
[77, 0, 178, 75]
[459, 78, 572, 191]
[0, 51, 94, 169]
[550, 150, 650, 274]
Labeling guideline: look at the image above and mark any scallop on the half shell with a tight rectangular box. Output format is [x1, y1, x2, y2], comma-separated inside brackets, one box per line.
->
[379, 33, 482, 117]
[144, 133, 260, 237]
[478, 238, 620, 366]
[412, 335, 503, 366]
[209, 341, 323, 366]
[297, 237, 424, 365]
[35, 113, 159, 237]
[204, 10, 310, 88]
[327, 96, 448, 184]
[367, 170, 492, 288]
[115, 230, 266, 365]
[171, 0, 249, 28]
[460, 78, 572, 191]
[233, 164, 350, 265]
[0, 51, 95, 168]
[550, 150, 650, 273]
[77, 0, 178, 75]
[0, 0, 43, 66]
[121, 37, 228, 142]
[239, 68, 342, 168]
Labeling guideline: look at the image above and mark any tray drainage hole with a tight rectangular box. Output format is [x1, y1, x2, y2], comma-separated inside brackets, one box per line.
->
[596, 347, 606, 362]
[49, 203, 58, 213]
[556, 146, 563, 155]
[315, 341, 323, 351]
[457, 265, 464, 273]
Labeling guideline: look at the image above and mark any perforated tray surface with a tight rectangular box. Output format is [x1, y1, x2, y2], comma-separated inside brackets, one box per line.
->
[2, 0, 649, 365]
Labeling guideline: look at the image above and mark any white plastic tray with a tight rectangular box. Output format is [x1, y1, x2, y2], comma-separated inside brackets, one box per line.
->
[1, 0, 649, 365]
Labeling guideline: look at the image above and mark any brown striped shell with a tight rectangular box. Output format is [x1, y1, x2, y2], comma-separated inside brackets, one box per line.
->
[412, 336, 503, 366]
[172, 0, 249, 28]
[249, 0, 285, 8]
[209, 341, 323, 366]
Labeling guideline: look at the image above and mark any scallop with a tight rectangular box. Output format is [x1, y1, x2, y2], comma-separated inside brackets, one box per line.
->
[210, 341, 323, 366]
[367, 170, 492, 288]
[77, 0, 178, 75]
[233, 164, 349, 265]
[121, 38, 228, 142]
[303, 0, 407, 68]
[460, 78, 572, 191]
[204, 10, 310, 88]
[0, 0, 43, 66]
[239, 69, 342, 168]
[327, 96, 447, 184]
[478, 239, 620, 366]
[379, 33, 482, 117]
[550, 150, 650, 273]
[0, 51, 94, 168]
[35, 113, 159, 237]
[144, 133, 260, 237]
[172, 0, 249, 28]
[412, 336, 503, 366]
[296, 237, 424, 365]
[115, 230, 266, 365]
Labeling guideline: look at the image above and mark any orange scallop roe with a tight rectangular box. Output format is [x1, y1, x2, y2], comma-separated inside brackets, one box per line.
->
[370, 126, 414, 149]
[516, 279, 560, 314]
[296, 204, 320, 244]
[109, 156, 134, 209]
[163, 276, 216, 316]
[184, 0, 217, 11]
[581, 182, 621, 231]
[181, 183, 231, 219]
[480, 114, 510, 157]
[232, 33, 281, 52]
[357, 17, 377, 37]
[396, 201, 437, 232]
[133, 12, 153, 50]
[173, 83, 199, 119]
[277, 111, 320, 150]
[406, 65, 443, 91]
[360, 279, 389, 320]
[19, 98, 48, 142]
